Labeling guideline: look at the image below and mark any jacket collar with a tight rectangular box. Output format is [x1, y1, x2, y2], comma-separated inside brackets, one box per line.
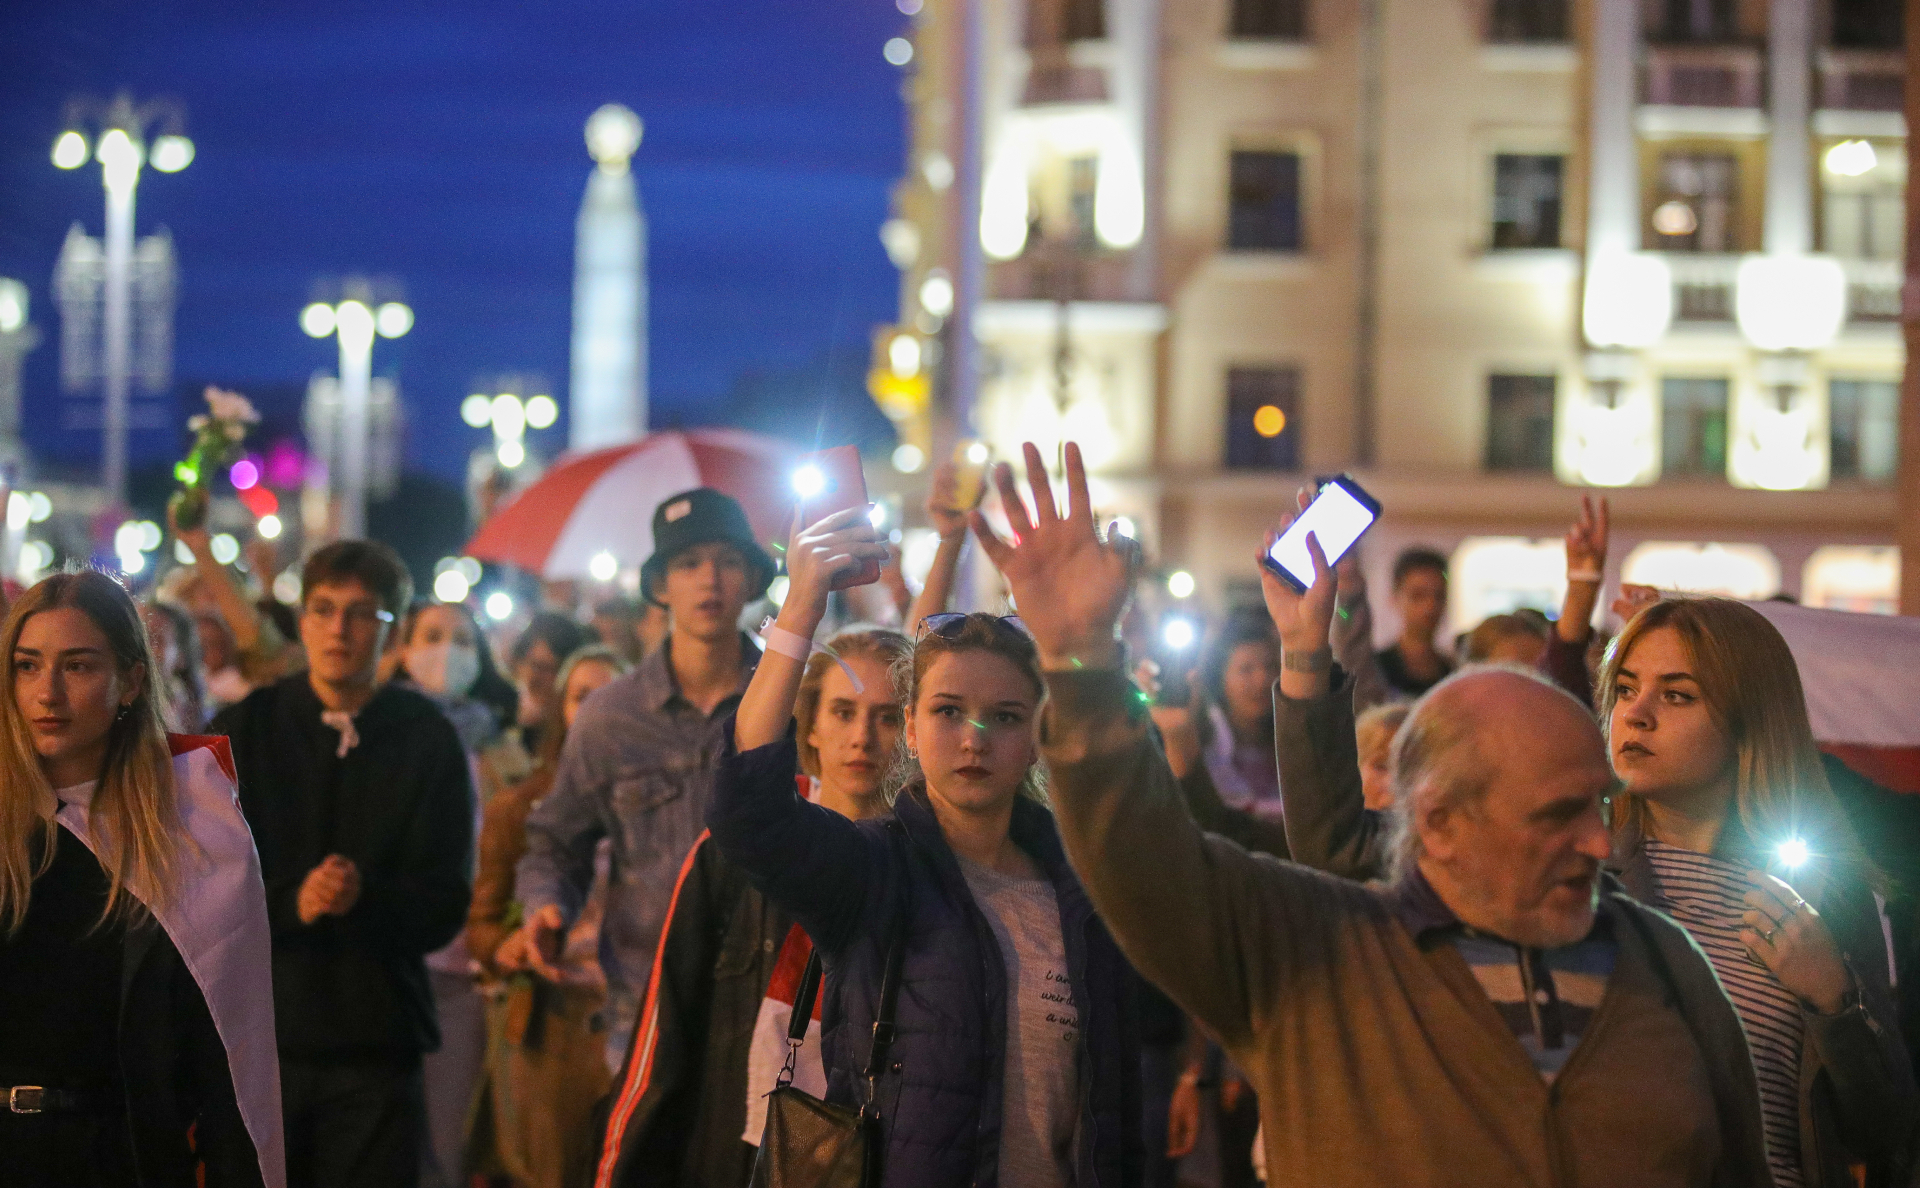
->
[1386, 863, 1620, 947]
[891, 781, 1086, 910]
[636, 633, 758, 715]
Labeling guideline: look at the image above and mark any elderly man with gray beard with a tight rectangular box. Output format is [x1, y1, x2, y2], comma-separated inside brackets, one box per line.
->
[972, 442, 1773, 1188]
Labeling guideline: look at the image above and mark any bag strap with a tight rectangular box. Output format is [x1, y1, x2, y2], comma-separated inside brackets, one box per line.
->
[860, 819, 911, 1112]
[789, 950, 824, 1044]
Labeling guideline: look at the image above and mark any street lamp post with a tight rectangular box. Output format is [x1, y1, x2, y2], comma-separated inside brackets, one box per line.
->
[51, 94, 193, 509]
[302, 290, 412, 539]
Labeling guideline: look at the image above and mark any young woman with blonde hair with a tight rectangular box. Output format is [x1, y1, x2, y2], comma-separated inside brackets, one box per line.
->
[707, 501, 1144, 1188]
[1599, 596, 1915, 1188]
[0, 569, 282, 1187]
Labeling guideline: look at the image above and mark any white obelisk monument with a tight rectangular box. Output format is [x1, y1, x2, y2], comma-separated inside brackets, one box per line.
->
[570, 104, 648, 450]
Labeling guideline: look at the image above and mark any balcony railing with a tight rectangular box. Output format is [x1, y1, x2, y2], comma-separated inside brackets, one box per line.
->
[988, 247, 1139, 303]
[1656, 253, 1899, 329]
[1816, 49, 1904, 112]
[1643, 44, 1764, 108]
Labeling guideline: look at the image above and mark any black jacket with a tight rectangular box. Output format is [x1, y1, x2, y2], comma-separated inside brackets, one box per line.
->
[708, 734, 1145, 1188]
[597, 831, 799, 1188]
[213, 675, 474, 1059]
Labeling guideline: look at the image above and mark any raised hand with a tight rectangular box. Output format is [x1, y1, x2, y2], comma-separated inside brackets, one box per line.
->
[1564, 494, 1610, 579]
[778, 506, 891, 635]
[926, 460, 974, 539]
[1258, 489, 1339, 658]
[971, 441, 1138, 671]
[1611, 582, 1660, 624]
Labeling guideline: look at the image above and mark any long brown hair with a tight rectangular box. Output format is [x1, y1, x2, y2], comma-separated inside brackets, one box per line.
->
[0, 571, 182, 934]
[887, 614, 1048, 805]
[1596, 597, 1877, 885]
[793, 628, 911, 778]
[534, 644, 631, 770]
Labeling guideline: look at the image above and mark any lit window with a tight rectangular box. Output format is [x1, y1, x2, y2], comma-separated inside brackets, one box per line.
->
[1225, 367, 1301, 470]
[1487, 0, 1568, 42]
[1227, 151, 1302, 252]
[1660, 377, 1729, 479]
[1820, 142, 1903, 263]
[1648, 153, 1738, 253]
[1229, 0, 1306, 40]
[1485, 375, 1557, 472]
[1449, 537, 1566, 639]
[1828, 378, 1899, 483]
[1622, 541, 1779, 599]
[1492, 155, 1563, 249]
[1802, 546, 1899, 615]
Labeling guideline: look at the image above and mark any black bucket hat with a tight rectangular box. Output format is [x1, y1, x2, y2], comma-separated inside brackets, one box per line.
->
[639, 488, 777, 608]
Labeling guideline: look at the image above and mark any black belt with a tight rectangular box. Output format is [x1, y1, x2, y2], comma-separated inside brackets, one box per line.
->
[6, 1086, 90, 1114]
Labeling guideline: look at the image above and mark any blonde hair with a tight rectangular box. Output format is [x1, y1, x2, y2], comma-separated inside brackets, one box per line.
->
[1, 572, 183, 935]
[1355, 702, 1410, 769]
[886, 614, 1049, 806]
[792, 628, 911, 778]
[1596, 597, 1876, 883]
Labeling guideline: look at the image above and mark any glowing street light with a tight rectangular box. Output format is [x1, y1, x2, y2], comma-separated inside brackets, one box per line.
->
[51, 94, 193, 507]
[302, 284, 411, 537]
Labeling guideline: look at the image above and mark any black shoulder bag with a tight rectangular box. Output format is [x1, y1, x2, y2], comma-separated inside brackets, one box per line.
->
[750, 826, 908, 1188]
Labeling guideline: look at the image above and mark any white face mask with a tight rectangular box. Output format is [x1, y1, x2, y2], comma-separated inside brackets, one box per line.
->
[409, 642, 481, 698]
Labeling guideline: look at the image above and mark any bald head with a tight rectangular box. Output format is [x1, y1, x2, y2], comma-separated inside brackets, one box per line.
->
[1389, 664, 1617, 946]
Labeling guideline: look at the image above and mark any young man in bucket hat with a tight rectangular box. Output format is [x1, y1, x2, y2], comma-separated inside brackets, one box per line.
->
[507, 489, 776, 1065]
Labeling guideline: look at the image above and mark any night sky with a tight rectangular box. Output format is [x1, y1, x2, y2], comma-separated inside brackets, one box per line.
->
[0, 0, 908, 486]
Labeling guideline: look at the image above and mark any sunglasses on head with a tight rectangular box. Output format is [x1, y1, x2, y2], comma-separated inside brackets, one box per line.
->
[915, 612, 1029, 642]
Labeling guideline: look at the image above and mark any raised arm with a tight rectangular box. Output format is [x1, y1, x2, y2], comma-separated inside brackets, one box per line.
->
[171, 504, 268, 657]
[734, 506, 891, 753]
[905, 461, 975, 630]
[1541, 495, 1608, 705]
[975, 443, 1335, 1049]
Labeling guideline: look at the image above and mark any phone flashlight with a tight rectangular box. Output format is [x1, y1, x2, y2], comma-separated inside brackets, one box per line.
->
[1772, 837, 1810, 873]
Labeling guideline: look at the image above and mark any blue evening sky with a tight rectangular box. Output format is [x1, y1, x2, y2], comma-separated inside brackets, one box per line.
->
[0, 0, 907, 484]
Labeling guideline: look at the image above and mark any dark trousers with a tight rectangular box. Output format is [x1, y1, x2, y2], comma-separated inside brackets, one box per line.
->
[282, 1055, 427, 1188]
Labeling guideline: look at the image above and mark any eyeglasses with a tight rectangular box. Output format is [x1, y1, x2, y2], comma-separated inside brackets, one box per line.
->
[916, 612, 1029, 642]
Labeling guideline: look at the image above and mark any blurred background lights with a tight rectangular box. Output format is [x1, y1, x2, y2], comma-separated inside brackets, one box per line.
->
[1109, 516, 1137, 540]
[766, 575, 791, 607]
[0, 283, 24, 333]
[892, 444, 926, 473]
[888, 334, 921, 378]
[230, 458, 260, 489]
[456, 556, 482, 584]
[883, 37, 914, 66]
[484, 591, 515, 622]
[1167, 570, 1196, 599]
[174, 540, 195, 564]
[1161, 617, 1196, 651]
[919, 271, 954, 318]
[1252, 405, 1287, 438]
[114, 521, 144, 556]
[588, 550, 619, 582]
[210, 534, 240, 565]
[1651, 200, 1698, 237]
[965, 441, 990, 465]
[27, 492, 50, 523]
[461, 394, 493, 427]
[1824, 139, 1877, 177]
[136, 521, 162, 552]
[375, 302, 414, 338]
[52, 130, 88, 169]
[6, 493, 28, 531]
[490, 394, 526, 438]
[433, 569, 470, 603]
[19, 541, 53, 581]
[149, 134, 194, 173]
[257, 514, 283, 540]
[791, 465, 826, 498]
[897, 0, 923, 12]
[273, 570, 302, 603]
[525, 394, 559, 429]
[496, 439, 526, 468]
[300, 303, 336, 338]
[868, 503, 888, 529]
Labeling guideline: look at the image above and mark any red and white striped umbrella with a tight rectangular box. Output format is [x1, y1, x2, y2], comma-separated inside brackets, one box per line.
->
[465, 429, 800, 580]
[1748, 599, 1920, 795]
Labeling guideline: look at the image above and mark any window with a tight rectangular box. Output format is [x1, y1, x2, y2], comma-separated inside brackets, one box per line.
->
[1649, 153, 1738, 252]
[1063, 0, 1105, 41]
[1828, 379, 1899, 483]
[1832, 0, 1902, 48]
[1488, 0, 1568, 42]
[1067, 155, 1099, 250]
[1660, 377, 1730, 478]
[1657, 0, 1736, 43]
[1227, 151, 1302, 252]
[1485, 375, 1557, 471]
[1491, 155, 1563, 249]
[1225, 367, 1302, 470]
[1821, 148, 1903, 262]
[1230, 0, 1306, 39]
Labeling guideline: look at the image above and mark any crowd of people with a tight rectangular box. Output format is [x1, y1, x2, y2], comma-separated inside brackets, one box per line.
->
[2, 438, 1917, 1188]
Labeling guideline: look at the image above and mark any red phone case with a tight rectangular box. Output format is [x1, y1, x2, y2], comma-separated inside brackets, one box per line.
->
[799, 445, 881, 590]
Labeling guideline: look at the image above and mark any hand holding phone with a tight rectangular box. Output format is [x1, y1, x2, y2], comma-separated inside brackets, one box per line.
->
[1261, 476, 1381, 594]
[795, 445, 881, 590]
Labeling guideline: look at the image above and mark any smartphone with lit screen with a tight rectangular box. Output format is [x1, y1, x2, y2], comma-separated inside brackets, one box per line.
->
[797, 445, 881, 590]
[1261, 475, 1381, 594]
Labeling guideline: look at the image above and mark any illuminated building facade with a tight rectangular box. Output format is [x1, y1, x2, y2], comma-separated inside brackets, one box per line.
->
[570, 104, 649, 451]
[887, 0, 1906, 624]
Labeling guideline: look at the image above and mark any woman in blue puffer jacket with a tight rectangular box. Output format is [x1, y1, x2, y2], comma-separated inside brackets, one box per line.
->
[710, 503, 1143, 1188]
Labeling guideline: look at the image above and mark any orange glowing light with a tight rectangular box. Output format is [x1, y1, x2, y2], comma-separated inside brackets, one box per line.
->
[1253, 405, 1287, 438]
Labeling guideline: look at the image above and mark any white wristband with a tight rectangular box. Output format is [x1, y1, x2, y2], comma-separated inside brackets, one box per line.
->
[1567, 569, 1603, 584]
[758, 617, 866, 693]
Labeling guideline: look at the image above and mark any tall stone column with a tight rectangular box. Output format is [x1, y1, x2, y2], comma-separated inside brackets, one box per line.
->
[570, 104, 648, 451]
